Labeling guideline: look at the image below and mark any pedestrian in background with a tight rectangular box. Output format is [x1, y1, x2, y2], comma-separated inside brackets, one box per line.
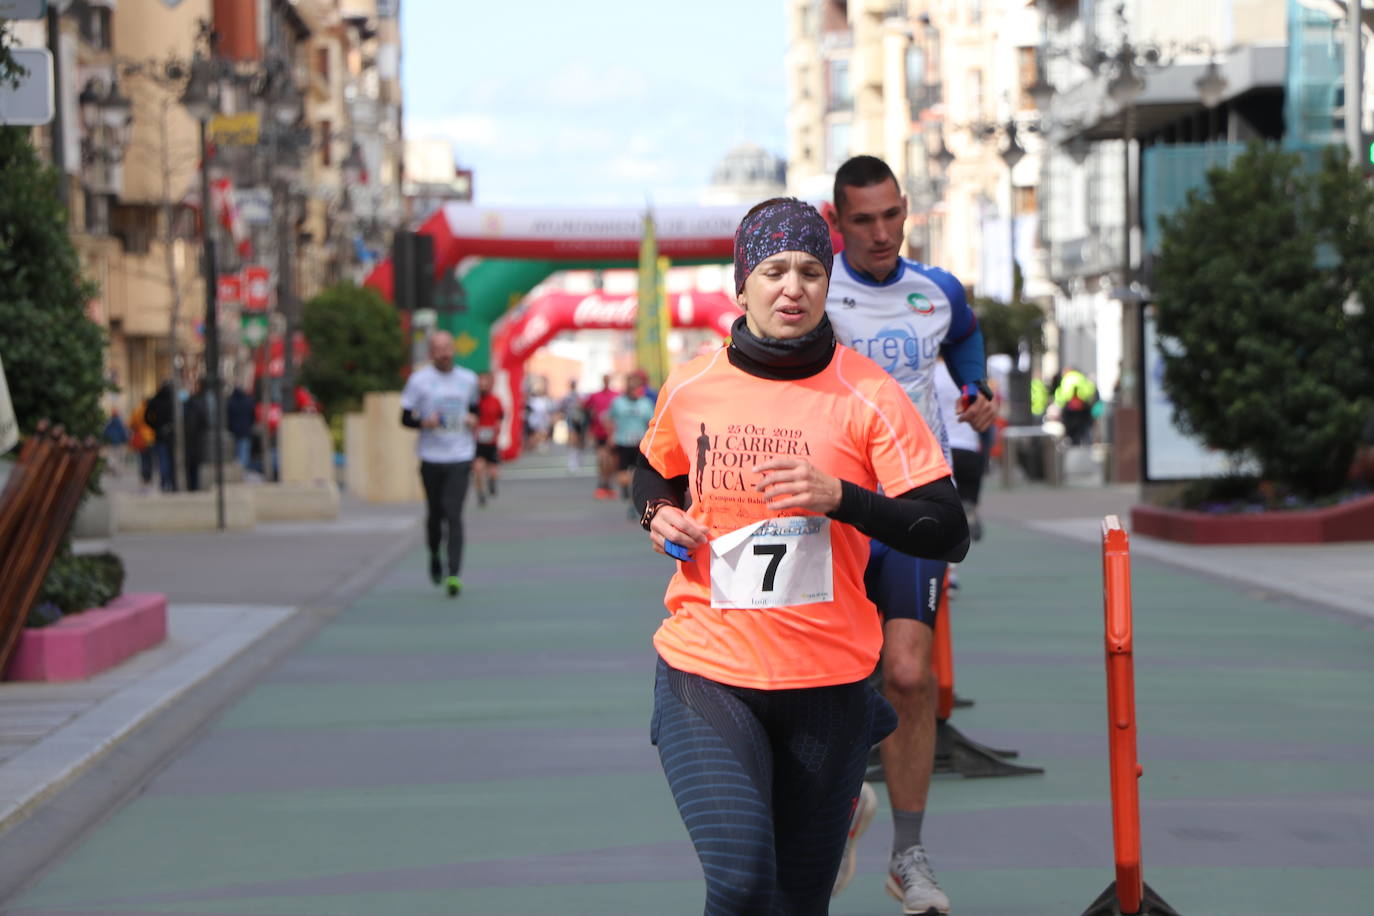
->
[584, 373, 619, 499]
[472, 371, 504, 507]
[606, 369, 655, 511]
[559, 379, 587, 472]
[227, 385, 256, 473]
[129, 400, 155, 491]
[144, 381, 177, 492]
[183, 380, 209, 493]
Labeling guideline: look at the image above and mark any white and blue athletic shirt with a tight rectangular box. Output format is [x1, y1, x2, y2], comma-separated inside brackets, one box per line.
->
[400, 364, 480, 464]
[826, 252, 986, 454]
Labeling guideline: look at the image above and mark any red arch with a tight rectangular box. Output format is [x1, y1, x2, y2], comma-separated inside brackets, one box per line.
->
[491, 288, 741, 459]
[364, 204, 751, 301]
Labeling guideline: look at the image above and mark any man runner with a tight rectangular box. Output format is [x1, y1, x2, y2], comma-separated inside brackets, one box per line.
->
[583, 373, 619, 500]
[399, 332, 480, 597]
[472, 371, 503, 507]
[826, 155, 996, 915]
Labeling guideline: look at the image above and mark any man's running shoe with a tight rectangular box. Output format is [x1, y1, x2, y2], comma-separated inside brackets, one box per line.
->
[429, 554, 442, 585]
[446, 576, 462, 598]
[832, 781, 878, 897]
[886, 844, 950, 915]
[594, 487, 614, 500]
[477, 490, 487, 508]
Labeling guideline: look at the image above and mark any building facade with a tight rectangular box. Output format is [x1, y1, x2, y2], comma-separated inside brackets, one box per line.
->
[11, 0, 405, 416]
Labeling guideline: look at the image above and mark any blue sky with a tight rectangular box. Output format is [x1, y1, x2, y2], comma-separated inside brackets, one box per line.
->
[400, 0, 788, 208]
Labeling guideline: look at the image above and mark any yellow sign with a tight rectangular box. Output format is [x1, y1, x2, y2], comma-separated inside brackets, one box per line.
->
[636, 212, 671, 389]
[209, 112, 261, 147]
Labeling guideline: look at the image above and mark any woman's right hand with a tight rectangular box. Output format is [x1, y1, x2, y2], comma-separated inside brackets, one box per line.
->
[648, 506, 710, 558]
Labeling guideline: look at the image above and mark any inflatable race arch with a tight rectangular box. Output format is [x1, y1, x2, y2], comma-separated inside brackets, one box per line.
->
[363, 203, 756, 456]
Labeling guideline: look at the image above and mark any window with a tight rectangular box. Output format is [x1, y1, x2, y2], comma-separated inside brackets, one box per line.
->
[826, 120, 851, 172]
[320, 120, 332, 166]
[969, 0, 982, 25]
[1018, 47, 1038, 110]
[905, 45, 926, 109]
[83, 190, 110, 236]
[1015, 185, 1038, 216]
[110, 202, 158, 255]
[314, 47, 330, 81]
[828, 58, 852, 111]
[967, 68, 983, 119]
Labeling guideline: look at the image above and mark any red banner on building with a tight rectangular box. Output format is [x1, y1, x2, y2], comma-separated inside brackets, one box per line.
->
[217, 273, 242, 306]
[243, 266, 271, 311]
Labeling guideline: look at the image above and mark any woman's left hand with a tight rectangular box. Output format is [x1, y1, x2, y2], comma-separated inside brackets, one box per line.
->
[753, 457, 842, 514]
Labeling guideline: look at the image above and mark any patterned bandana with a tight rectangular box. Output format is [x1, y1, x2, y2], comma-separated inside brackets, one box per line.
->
[732, 198, 834, 293]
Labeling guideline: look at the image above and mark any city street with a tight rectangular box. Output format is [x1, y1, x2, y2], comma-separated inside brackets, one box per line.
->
[1, 457, 1370, 915]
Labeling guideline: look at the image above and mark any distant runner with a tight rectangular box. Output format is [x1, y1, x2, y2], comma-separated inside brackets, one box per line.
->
[399, 332, 480, 597]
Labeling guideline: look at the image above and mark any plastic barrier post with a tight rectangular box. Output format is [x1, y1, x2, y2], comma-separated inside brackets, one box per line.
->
[930, 571, 1044, 779]
[1081, 516, 1182, 916]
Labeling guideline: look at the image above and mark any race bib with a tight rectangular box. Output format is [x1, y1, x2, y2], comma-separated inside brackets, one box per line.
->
[476, 427, 496, 444]
[709, 516, 834, 609]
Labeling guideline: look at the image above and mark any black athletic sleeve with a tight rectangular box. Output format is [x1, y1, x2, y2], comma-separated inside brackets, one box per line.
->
[400, 408, 422, 429]
[827, 475, 969, 562]
[632, 450, 688, 516]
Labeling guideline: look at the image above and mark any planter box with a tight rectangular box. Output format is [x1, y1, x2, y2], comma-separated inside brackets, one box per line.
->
[1131, 495, 1374, 545]
[4, 593, 168, 682]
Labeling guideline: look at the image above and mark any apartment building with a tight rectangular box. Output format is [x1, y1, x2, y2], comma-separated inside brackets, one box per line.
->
[11, 0, 404, 415]
[784, 0, 1051, 337]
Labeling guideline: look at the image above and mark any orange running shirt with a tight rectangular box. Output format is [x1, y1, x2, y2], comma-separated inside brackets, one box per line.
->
[640, 345, 951, 690]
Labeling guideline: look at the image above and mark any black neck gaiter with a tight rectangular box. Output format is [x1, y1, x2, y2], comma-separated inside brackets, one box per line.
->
[726, 314, 836, 381]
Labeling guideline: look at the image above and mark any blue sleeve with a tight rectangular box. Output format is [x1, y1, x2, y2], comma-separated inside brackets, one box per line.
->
[926, 267, 984, 386]
[940, 324, 986, 388]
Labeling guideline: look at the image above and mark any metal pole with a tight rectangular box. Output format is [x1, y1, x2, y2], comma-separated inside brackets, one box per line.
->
[1120, 103, 1136, 408]
[1345, 0, 1364, 163]
[280, 194, 297, 416]
[45, 5, 66, 212]
[1008, 165, 1017, 302]
[199, 119, 225, 530]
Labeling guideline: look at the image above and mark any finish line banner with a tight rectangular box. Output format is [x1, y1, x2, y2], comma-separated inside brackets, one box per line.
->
[436, 204, 749, 260]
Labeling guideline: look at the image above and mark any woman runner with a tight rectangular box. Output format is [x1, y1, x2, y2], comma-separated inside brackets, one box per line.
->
[633, 198, 970, 915]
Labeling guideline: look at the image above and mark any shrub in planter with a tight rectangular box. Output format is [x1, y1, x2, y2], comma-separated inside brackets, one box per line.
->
[31, 551, 125, 624]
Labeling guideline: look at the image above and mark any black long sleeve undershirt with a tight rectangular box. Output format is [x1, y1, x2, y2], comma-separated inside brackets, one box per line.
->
[400, 409, 422, 429]
[632, 451, 970, 563]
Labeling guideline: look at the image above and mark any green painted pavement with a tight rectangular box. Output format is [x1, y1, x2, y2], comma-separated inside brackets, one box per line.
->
[5, 481, 1373, 916]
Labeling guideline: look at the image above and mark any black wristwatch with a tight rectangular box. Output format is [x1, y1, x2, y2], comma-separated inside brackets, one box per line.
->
[640, 499, 675, 531]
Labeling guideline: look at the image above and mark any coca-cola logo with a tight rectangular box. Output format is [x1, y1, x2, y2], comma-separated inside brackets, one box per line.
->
[572, 294, 637, 328]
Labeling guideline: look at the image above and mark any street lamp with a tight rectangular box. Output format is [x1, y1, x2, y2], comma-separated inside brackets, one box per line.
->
[180, 53, 227, 530]
[78, 77, 133, 169]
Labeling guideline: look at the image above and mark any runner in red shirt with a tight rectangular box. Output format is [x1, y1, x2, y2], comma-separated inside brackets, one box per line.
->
[582, 374, 619, 499]
[472, 372, 504, 507]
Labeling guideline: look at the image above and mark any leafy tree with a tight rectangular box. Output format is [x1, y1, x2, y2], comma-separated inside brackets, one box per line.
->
[972, 296, 1046, 358]
[0, 117, 107, 442]
[1153, 144, 1374, 497]
[298, 282, 406, 420]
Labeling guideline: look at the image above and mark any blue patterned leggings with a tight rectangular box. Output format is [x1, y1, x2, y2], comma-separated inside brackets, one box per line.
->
[651, 657, 897, 915]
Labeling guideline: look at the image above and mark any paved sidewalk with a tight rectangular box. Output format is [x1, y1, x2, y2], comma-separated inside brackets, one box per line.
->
[0, 453, 1370, 914]
[0, 491, 423, 900]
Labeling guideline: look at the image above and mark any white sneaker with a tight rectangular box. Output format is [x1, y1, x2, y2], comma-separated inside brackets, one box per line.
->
[886, 844, 950, 914]
[832, 781, 878, 896]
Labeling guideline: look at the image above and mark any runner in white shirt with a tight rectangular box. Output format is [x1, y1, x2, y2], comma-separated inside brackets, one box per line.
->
[399, 331, 480, 597]
[825, 156, 995, 916]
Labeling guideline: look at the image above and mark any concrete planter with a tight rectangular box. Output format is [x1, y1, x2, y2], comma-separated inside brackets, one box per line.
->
[1131, 494, 1374, 544]
[4, 593, 168, 682]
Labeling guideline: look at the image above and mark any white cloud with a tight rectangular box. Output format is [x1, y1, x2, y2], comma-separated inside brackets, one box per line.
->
[406, 114, 503, 152]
